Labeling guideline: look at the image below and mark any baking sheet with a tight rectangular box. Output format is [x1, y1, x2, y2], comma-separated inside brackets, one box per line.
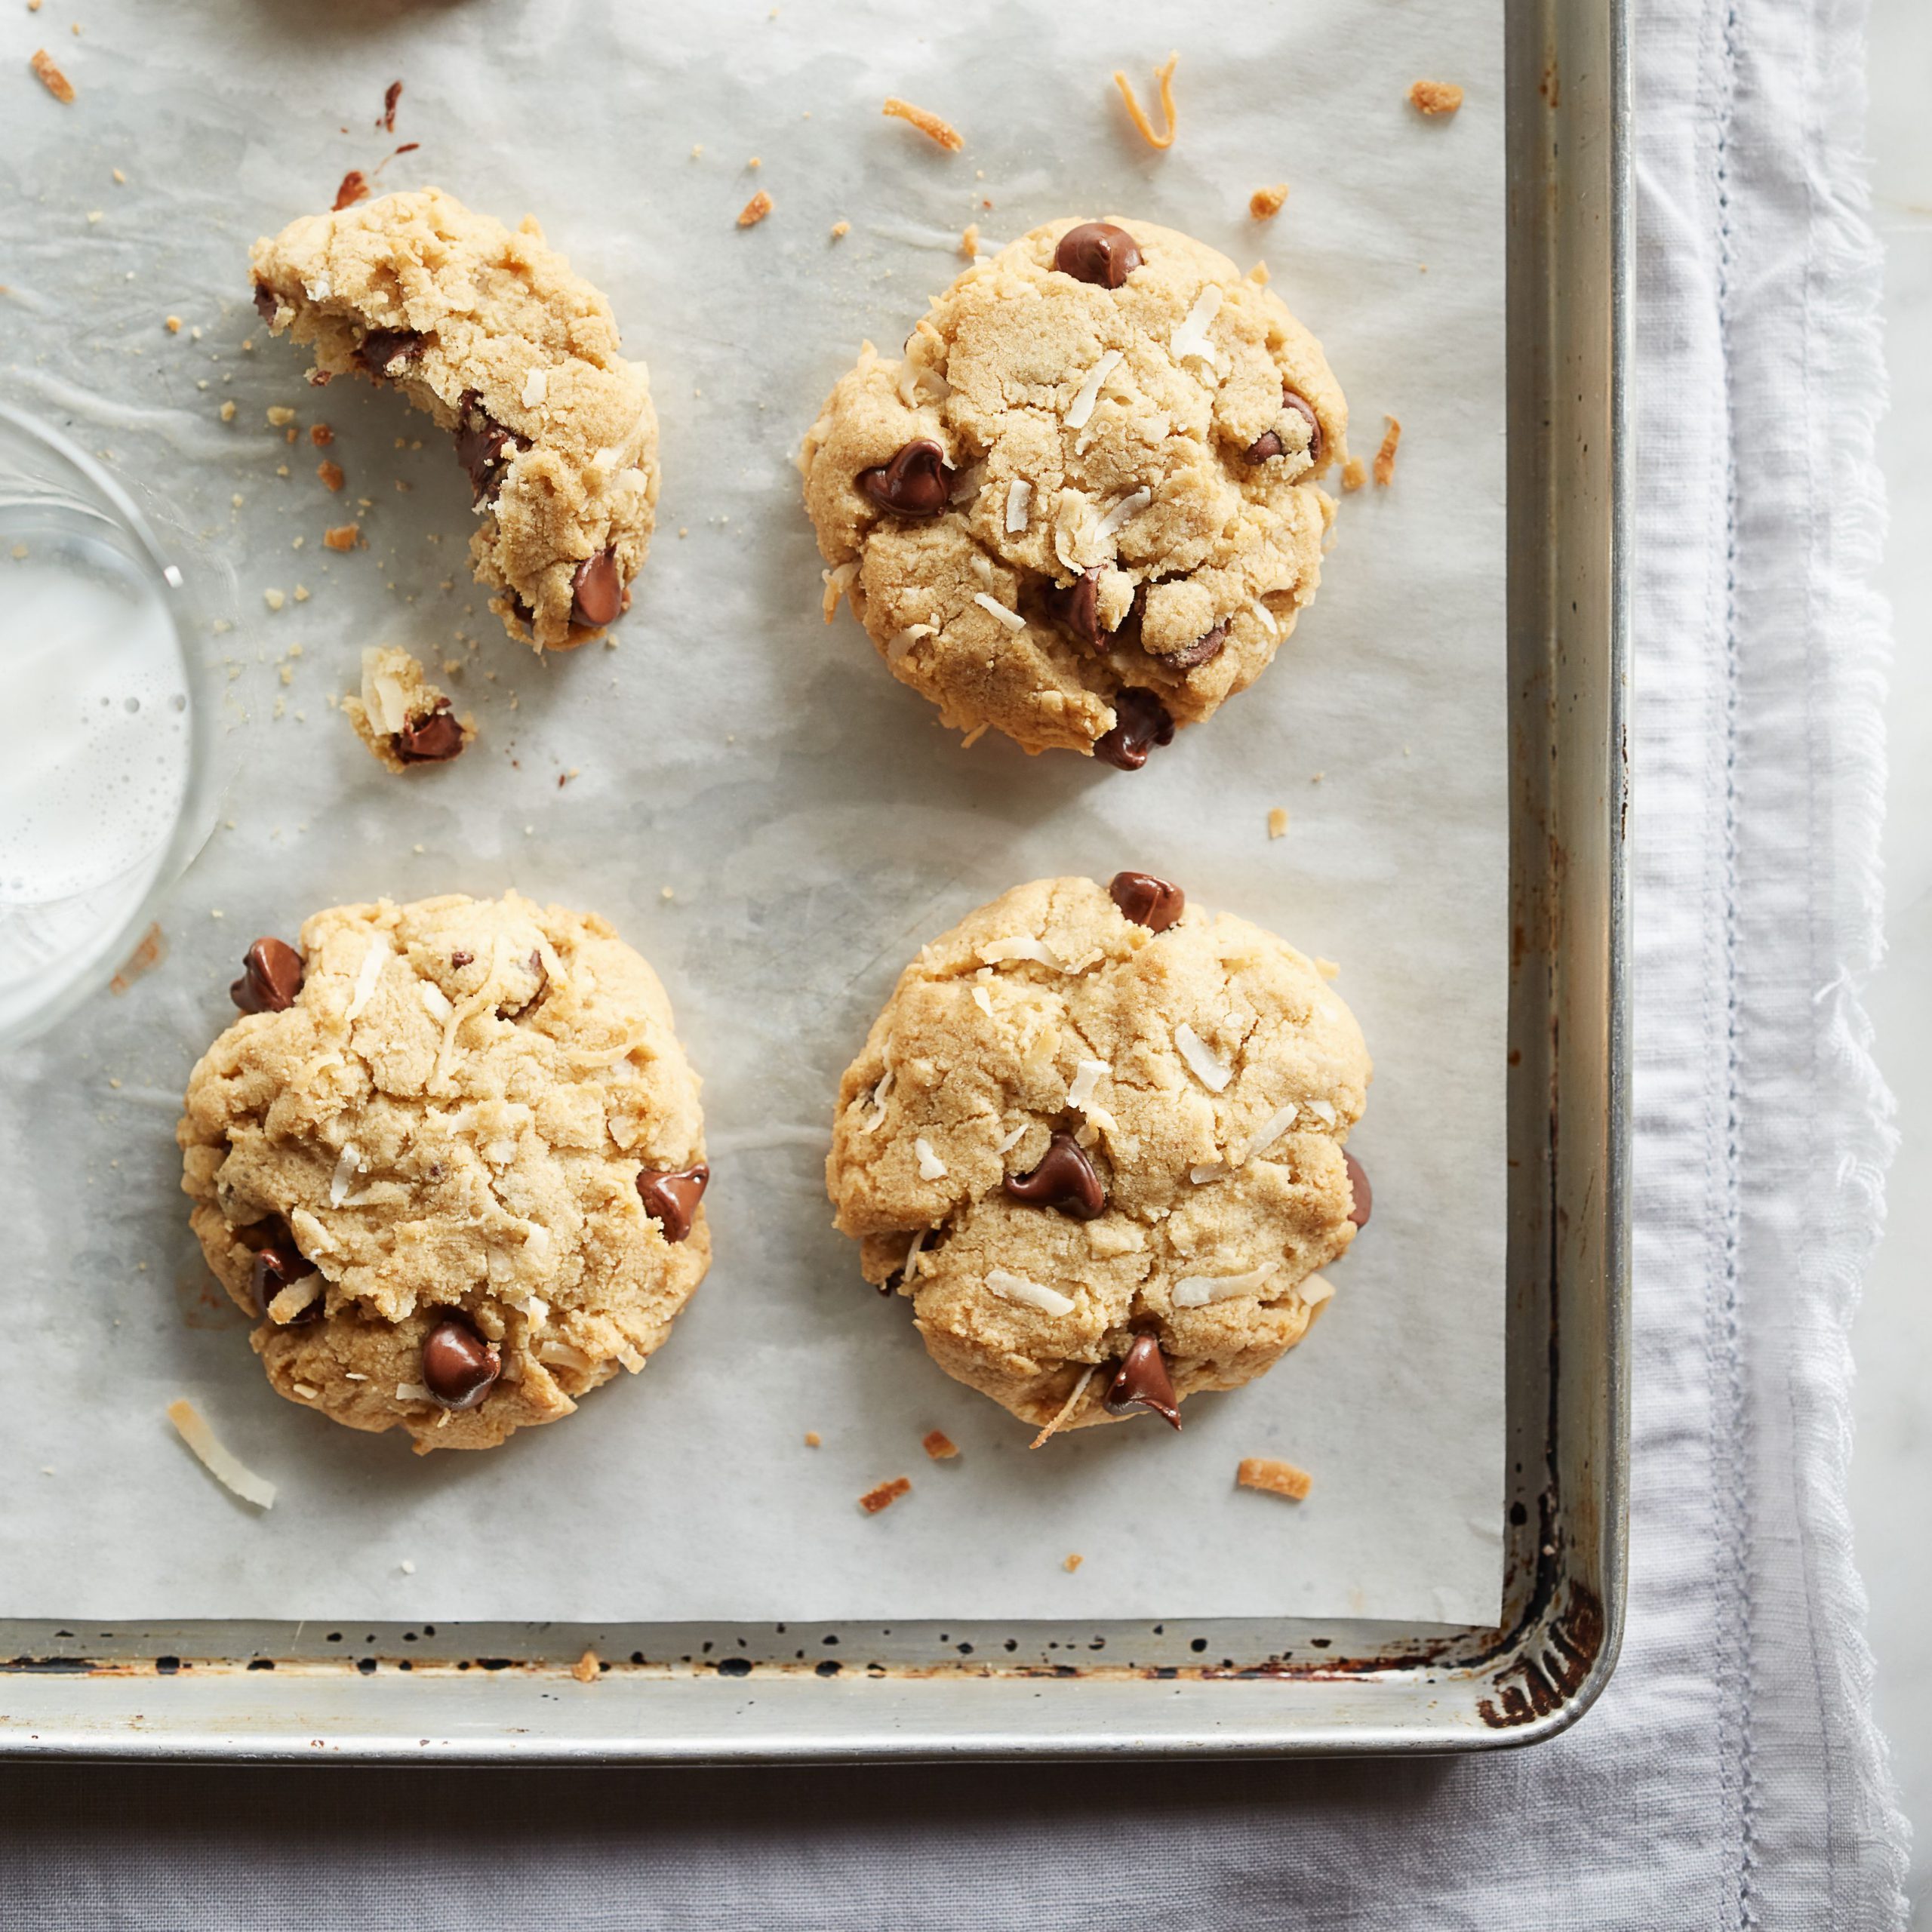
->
[0, 0, 1505, 1624]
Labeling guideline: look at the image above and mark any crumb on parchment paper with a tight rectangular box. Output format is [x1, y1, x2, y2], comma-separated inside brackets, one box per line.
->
[1112, 51, 1179, 150]
[737, 189, 773, 229]
[1374, 415, 1402, 487]
[1410, 79, 1464, 116]
[1267, 808, 1288, 840]
[1249, 183, 1287, 220]
[829, 220, 849, 240]
[804, 1430, 822, 1447]
[29, 48, 74, 101]
[324, 523, 361, 551]
[1237, 1457, 1313, 1502]
[1341, 456, 1367, 493]
[309, 423, 334, 447]
[1063, 1553, 1084, 1573]
[921, 1429, 958, 1460]
[318, 460, 344, 492]
[860, 1475, 911, 1515]
[960, 221, 978, 259]
[882, 95, 962, 151]
[571, 1648, 599, 1684]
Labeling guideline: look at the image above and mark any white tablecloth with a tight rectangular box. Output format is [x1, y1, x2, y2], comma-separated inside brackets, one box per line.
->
[0, 0, 1908, 1922]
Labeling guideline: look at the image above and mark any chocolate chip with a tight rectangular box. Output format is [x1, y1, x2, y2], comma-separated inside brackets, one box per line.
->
[453, 390, 523, 505]
[1154, 621, 1228, 672]
[1094, 688, 1175, 770]
[1046, 567, 1103, 651]
[1105, 1333, 1181, 1430]
[569, 549, 623, 628]
[248, 1219, 320, 1322]
[1004, 1130, 1106, 1221]
[1108, 871, 1185, 932]
[637, 1163, 710, 1244]
[1343, 1149, 1372, 1229]
[392, 699, 466, 764]
[1052, 221, 1143, 289]
[251, 281, 278, 327]
[421, 1316, 500, 1411]
[1282, 389, 1323, 466]
[451, 950, 474, 969]
[229, 937, 304, 1014]
[856, 439, 954, 518]
[1243, 430, 1284, 463]
[354, 328, 426, 378]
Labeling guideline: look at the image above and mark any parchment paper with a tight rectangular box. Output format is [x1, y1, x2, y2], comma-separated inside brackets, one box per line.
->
[0, 0, 1504, 1624]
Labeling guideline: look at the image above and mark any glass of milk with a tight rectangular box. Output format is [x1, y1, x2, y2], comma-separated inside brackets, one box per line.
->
[0, 404, 216, 1045]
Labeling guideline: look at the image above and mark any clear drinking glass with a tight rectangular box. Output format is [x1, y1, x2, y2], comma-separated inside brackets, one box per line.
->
[0, 403, 222, 1046]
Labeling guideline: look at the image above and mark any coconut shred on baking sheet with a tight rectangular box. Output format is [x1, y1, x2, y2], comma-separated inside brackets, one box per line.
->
[0, 0, 1503, 1626]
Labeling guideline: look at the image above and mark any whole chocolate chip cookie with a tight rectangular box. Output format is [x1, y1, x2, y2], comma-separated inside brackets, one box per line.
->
[178, 891, 709, 1453]
[800, 217, 1347, 762]
[824, 875, 1371, 1434]
[250, 188, 657, 652]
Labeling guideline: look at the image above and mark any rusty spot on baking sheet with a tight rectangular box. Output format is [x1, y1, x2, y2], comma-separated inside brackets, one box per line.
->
[109, 921, 166, 995]
[1476, 1582, 1604, 1727]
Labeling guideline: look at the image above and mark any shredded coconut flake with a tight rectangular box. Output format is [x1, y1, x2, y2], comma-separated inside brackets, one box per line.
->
[1005, 478, 1033, 533]
[1173, 1261, 1281, 1308]
[1174, 1023, 1232, 1093]
[1246, 1102, 1299, 1159]
[972, 591, 1026, 633]
[949, 460, 986, 504]
[1306, 1098, 1338, 1127]
[1253, 601, 1279, 636]
[888, 622, 936, 663]
[419, 980, 454, 1022]
[1171, 284, 1224, 367]
[522, 368, 547, 408]
[345, 935, 387, 1020]
[1298, 1272, 1336, 1308]
[978, 934, 1061, 969]
[395, 1382, 433, 1403]
[1066, 348, 1123, 429]
[166, 1398, 275, 1509]
[329, 1145, 361, 1208]
[821, 559, 859, 621]
[913, 1136, 947, 1180]
[986, 1269, 1077, 1318]
[971, 986, 994, 1017]
[1066, 1058, 1108, 1110]
[860, 1067, 894, 1133]
[1189, 1162, 1229, 1185]
[996, 1123, 1027, 1153]
[1095, 488, 1152, 540]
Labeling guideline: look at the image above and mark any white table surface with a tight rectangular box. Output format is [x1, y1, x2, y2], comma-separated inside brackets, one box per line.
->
[1854, 0, 1930, 1918]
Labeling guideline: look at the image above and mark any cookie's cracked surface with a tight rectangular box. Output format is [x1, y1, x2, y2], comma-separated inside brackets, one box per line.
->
[824, 875, 1371, 1432]
[800, 217, 1346, 761]
[251, 188, 657, 651]
[179, 891, 708, 1453]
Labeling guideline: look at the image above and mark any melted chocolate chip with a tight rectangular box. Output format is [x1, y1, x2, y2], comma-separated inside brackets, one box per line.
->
[1243, 429, 1284, 464]
[421, 1316, 500, 1411]
[392, 699, 466, 764]
[638, 1163, 710, 1244]
[856, 439, 954, 518]
[229, 937, 304, 1014]
[1105, 1333, 1181, 1429]
[1155, 621, 1228, 672]
[450, 950, 474, 969]
[569, 549, 623, 628]
[1094, 688, 1175, 771]
[1004, 1131, 1106, 1221]
[1108, 871, 1185, 932]
[1046, 568, 1104, 652]
[453, 390, 523, 505]
[354, 328, 426, 378]
[1052, 221, 1143, 289]
[249, 1219, 320, 1322]
[1282, 389, 1323, 466]
[251, 281, 279, 327]
[1343, 1149, 1372, 1229]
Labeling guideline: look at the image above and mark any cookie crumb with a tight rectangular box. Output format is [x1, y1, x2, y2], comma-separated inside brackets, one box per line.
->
[737, 189, 774, 228]
[1374, 415, 1402, 487]
[829, 220, 850, 239]
[1063, 1552, 1084, 1573]
[1249, 183, 1287, 220]
[309, 423, 334, 447]
[165, 315, 182, 334]
[166, 1398, 275, 1509]
[859, 1475, 911, 1515]
[881, 95, 963, 152]
[1112, 51, 1179, 151]
[323, 523, 361, 552]
[1341, 456, 1367, 493]
[571, 1647, 599, 1684]
[1237, 1456, 1312, 1501]
[804, 1430, 822, 1447]
[1410, 79, 1464, 117]
[219, 399, 236, 423]
[1267, 808, 1288, 840]
[921, 1429, 958, 1461]
[263, 588, 285, 611]
[344, 645, 472, 773]
[108, 921, 166, 995]
[960, 220, 979, 259]
[317, 460, 345, 492]
[266, 405, 295, 426]
[29, 48, 73, 101]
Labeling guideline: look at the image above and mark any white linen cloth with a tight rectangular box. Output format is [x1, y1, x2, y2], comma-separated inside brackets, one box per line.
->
[0, 0, 1908, 1922]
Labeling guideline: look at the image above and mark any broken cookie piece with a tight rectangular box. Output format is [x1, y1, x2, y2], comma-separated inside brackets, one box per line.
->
[343, 645, 474, 773]
[250, 187, 657, 652]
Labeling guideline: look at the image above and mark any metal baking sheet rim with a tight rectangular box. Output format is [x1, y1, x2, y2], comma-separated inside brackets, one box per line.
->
[0, 0, 1632, 1763]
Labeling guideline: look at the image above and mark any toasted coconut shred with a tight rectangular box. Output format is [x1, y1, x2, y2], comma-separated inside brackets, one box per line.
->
[1238, 1456, 1314, 1502]
[1374, 415, 1403, 486]
[166, 1399, 275, 1509]
[1030, 1365, 1097, 1449]
[1112, 51, 1180, 150]
[881, 96, 963, 152]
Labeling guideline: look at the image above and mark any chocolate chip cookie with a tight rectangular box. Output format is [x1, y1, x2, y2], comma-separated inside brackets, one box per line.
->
[251, 188, 657, 651]
[800, 217, 1347, 762]
[824, 874, 1371, 1434]
[179, 892, 709, 1453]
